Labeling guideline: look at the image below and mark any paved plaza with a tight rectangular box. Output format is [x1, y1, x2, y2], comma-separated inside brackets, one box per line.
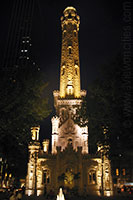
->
[21, 194, 132, 200]
[0, 192, 133, 200]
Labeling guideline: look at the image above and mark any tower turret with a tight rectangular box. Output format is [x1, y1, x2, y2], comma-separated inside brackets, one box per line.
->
[60, 7, 81, 98]
[25, 126, 40, 196]
[31, 126, 40, 141]
[42, 139, 49, 153]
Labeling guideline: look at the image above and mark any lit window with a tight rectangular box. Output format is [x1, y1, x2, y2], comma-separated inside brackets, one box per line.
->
[122, 169, 126, 176]
[116, 168, 119, 176]
[68, 46, 72, 54]
[66, 84, 73, 96]
[61, 66, 65, 75]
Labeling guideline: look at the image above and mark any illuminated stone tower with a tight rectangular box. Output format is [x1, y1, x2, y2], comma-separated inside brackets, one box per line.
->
[26, 7, 113, 196]
[60, 7, 80, 98]
[52, 7, 88, 154]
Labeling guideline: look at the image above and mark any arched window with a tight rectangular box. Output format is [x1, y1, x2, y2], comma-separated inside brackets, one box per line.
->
[74, 30, 76, 37]
[88, 170, 96, 184]
[63, 30, 66, 37]
[66, 85, 73, 95]
[75, 63, 78, 75]
[69, 47, 71, 54]
[61, 66, 65, 75]
[68, 46, 72, 54]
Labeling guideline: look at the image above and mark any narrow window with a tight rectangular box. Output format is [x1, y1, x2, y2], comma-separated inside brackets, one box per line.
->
[116, 168, 119, 176]
[122, 169, 126, 176]
[43, 170, 50, 184]
[75, 64, 78, 75]
[61, 66, 65, 75]
[69, 47, 71, 54]
[47, 176, 50, 183]
[89, 174, 91, 182]
[44, 172, 46, 183]
[88, 171, 96, 184]
[93, 173, 96, 182]
[63, 30, 66, 37]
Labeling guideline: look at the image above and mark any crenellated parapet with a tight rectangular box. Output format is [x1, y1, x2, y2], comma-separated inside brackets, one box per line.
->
[61, 7, 80, 31]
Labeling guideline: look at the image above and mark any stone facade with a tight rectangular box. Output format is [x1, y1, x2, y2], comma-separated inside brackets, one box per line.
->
[25, 7, 113, 197]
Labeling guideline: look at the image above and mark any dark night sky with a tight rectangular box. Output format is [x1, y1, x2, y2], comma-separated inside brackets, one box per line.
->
[0, 0, 122, 141]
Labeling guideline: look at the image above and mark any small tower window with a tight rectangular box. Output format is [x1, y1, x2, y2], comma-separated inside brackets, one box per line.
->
[74, 30, 76, 37]
[61, 66, 65, 75]
[69, 47, 72, 54]
[63, 30, 66, 37]
[67, 85, 73, 95]
[75, 64, 78, 75]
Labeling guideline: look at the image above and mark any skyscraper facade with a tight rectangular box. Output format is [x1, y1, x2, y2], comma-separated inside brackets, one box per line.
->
[2, 0, 34, 70]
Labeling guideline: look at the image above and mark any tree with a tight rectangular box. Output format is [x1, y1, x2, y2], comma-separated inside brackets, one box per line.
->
[75, 54, 132, 158]
[0, 61, 51, 177]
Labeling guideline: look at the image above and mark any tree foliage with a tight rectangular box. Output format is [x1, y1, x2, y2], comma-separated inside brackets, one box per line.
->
[76, 54, 132, 157]
[0, 62, 51, 177]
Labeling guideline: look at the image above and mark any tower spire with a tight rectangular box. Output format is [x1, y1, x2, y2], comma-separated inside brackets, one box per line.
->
[60, 7, 81, 98]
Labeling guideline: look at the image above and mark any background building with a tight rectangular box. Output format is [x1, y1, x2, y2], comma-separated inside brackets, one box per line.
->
[2, 0, 35, 71]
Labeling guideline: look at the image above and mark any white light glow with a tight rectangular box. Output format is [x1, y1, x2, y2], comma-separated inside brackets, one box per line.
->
[27, 190, 32, 196]
[105, 190, 111, 197]
[57, 188, 65, 200]
[37, 190, 41, 196]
